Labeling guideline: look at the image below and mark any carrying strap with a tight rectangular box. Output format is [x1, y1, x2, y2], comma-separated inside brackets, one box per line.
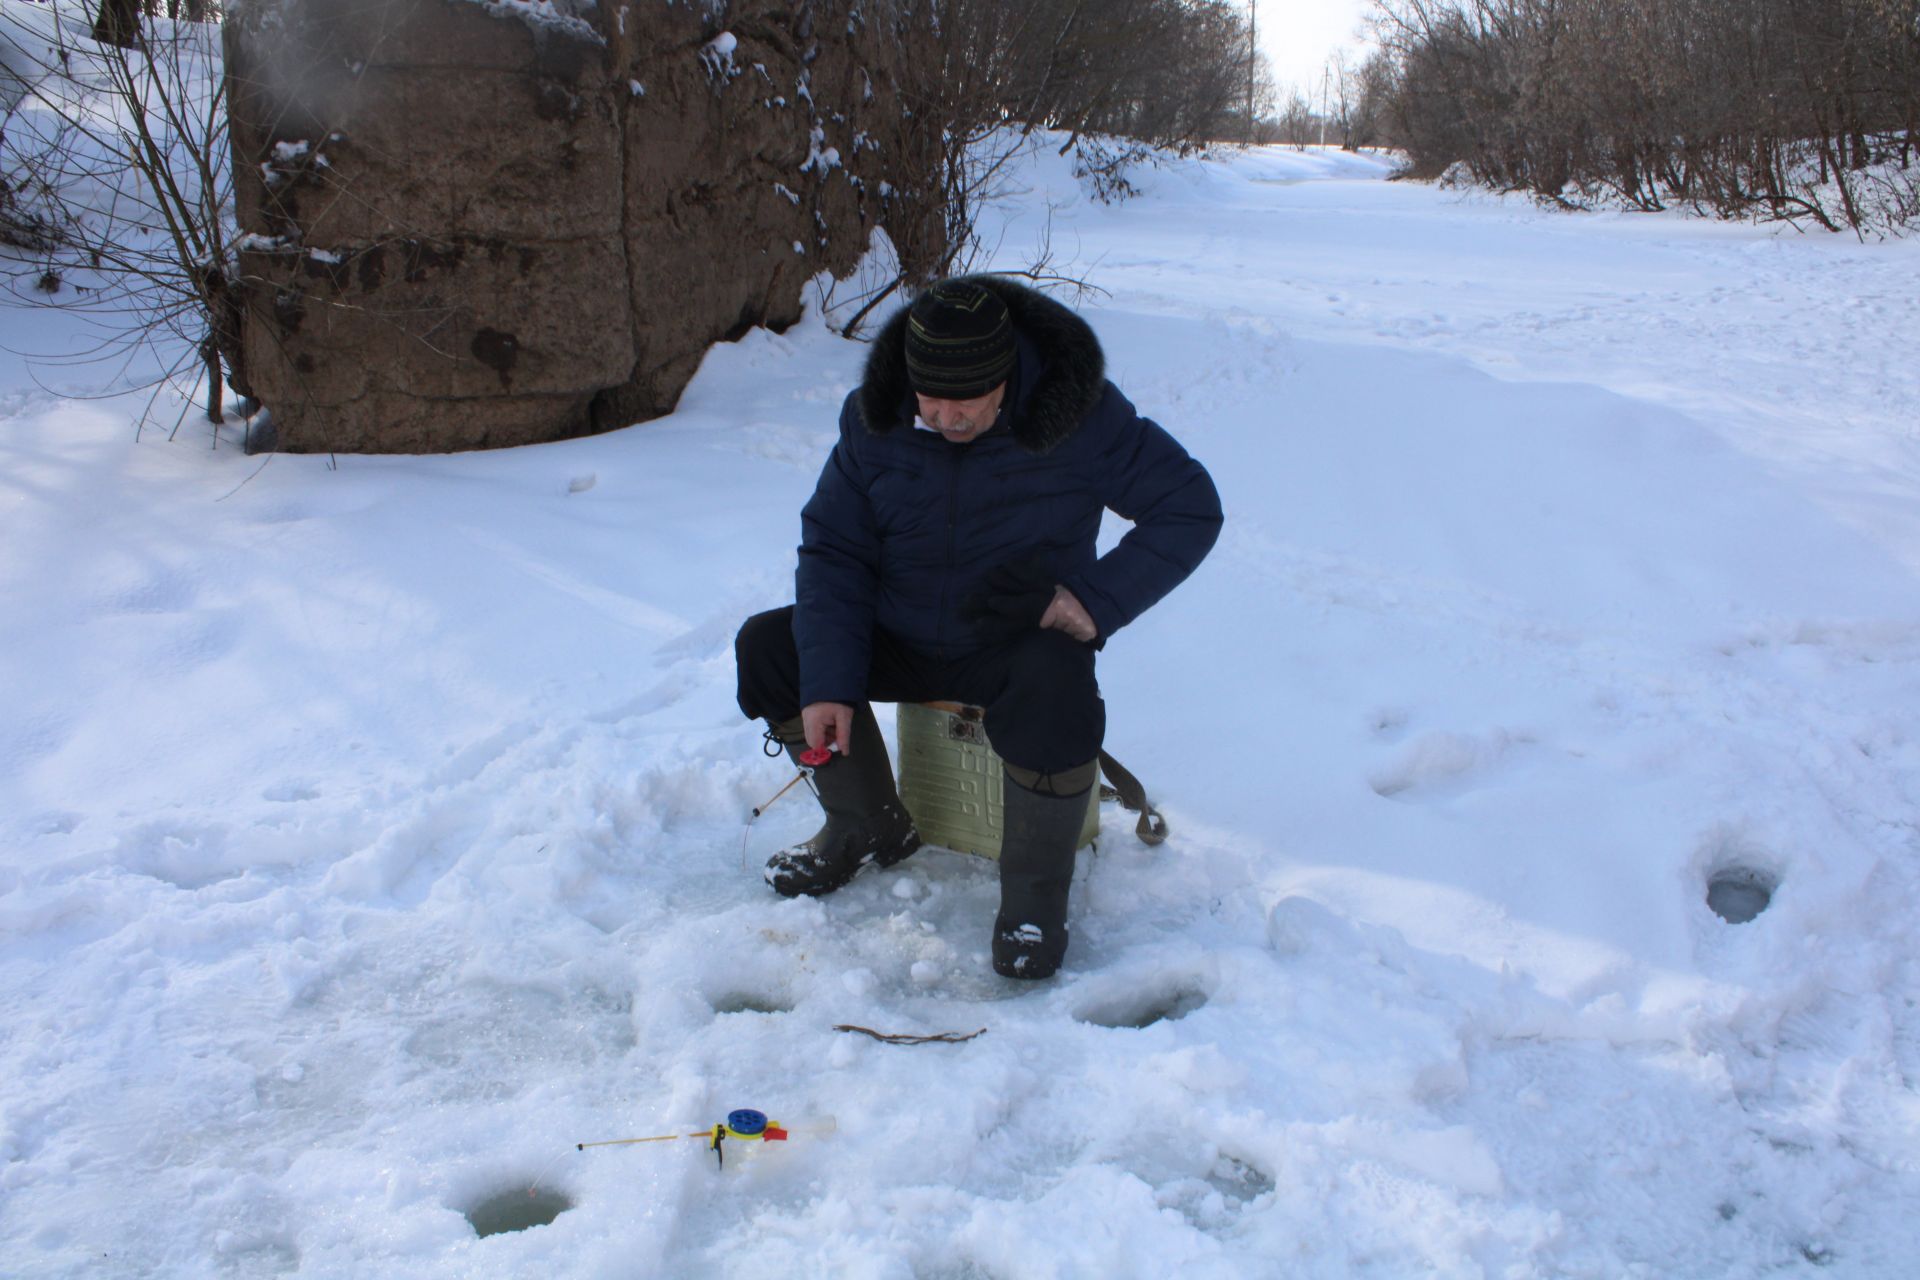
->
[921, 702, 1169, 845]
[1098, 749, 1167, 846]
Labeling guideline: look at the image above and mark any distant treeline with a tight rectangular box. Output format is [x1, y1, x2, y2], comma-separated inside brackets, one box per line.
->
[928, 0, 1267, 151]
[881, 0, 1271, 279]
[1370, 0, 1920, 232]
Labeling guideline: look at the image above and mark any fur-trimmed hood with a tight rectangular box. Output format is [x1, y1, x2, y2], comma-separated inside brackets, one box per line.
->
[857, 276, 1106, 454]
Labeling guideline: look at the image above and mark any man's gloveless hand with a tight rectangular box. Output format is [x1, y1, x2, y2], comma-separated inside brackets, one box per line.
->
[1039, 585, 1097, 642]
[962, 556, 1099, 644]
[802, 701, 856, 756]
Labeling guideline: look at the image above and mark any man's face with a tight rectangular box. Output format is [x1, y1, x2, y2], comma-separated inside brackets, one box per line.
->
[915, 383, 1007, 444]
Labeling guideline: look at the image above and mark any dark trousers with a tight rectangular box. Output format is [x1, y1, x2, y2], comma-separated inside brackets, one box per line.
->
[735, 607, 1104, 773]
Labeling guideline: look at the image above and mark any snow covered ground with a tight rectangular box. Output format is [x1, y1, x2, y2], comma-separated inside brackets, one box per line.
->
[4, 140, 1919, 1277]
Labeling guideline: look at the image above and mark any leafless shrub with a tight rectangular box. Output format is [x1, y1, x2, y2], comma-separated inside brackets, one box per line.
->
[1369, 0, 1920, 234]
[1072, 135, 1157, 203]
[834, 0, 1261, 334]
[1, 0, 248, 430]
[896, 0, 1271, 260]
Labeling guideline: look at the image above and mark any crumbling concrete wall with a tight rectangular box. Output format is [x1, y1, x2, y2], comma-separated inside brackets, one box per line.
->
[226, 0, 936, 453]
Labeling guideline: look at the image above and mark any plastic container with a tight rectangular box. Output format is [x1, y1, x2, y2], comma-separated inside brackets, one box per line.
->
[894, 702, 1098, 860]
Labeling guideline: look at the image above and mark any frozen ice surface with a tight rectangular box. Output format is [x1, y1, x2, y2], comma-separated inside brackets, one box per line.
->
[3, 134, 1920, 1276]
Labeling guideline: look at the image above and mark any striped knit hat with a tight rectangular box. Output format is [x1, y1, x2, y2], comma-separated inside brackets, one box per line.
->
[904, 280, 1015, 399]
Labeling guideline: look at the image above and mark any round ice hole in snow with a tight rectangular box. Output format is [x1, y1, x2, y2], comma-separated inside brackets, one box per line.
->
[1074, 985, 1209, 1030]
[1706, 868, 1776, 924]
[465, 1187, 573, 1238]
[709, 991, 794, 1016]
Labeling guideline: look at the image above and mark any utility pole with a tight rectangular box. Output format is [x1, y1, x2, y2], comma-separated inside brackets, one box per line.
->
[1318, 64, 1328, 149]
[1246, 0, 1256, 145]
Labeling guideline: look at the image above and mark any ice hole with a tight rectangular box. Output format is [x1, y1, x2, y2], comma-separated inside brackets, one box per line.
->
[709, 991, 794, 1015]
[1206, 1154, 1276, 1205]
[465, 1187, 573, 1238]
[1074, 985, 1209, 1030]
[1706, 867, 1776, 924]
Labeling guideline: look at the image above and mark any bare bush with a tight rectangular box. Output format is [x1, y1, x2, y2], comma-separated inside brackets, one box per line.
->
[1072, 134, 1158, 202]
[842, 0, 1268, 331]
[1, 1, 246, 428]
[1370, 0, 1920, 233]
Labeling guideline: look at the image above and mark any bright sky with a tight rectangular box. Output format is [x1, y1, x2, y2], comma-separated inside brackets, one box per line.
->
[1256, 0, 1377, 97]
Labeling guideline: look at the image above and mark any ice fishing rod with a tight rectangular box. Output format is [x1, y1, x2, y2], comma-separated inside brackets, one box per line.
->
[740, 742, 839, 866]
[576, 1110, 835, 1169]
[754, 743, 836, 816]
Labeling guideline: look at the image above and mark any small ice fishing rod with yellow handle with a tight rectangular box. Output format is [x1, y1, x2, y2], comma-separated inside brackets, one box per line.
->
[577, 1109, 836, 1169]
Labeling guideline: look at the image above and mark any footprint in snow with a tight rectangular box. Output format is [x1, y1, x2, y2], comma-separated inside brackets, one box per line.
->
[1368, 728, 1531, 800]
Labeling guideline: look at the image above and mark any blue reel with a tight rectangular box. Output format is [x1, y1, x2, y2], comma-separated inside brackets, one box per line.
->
[725, 1108, 770, 1137]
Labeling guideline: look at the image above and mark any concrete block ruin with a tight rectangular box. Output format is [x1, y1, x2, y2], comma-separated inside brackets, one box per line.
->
[225, 0, 939, 453]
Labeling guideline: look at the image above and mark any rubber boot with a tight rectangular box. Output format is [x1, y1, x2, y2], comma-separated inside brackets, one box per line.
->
[764, 704, 920, 897]
[992, 762, 1096, 980]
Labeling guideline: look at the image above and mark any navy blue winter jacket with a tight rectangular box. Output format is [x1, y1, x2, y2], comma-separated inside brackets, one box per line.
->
[795, 277, 1223, 708]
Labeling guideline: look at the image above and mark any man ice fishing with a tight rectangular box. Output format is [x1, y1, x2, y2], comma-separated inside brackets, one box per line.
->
[735, 276, 1221, 979]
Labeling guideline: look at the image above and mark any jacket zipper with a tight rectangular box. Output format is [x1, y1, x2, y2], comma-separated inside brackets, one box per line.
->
[937, 443, 965, 656]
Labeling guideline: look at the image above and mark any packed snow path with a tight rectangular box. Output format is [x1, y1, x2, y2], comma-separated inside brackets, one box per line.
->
[4, 145, 1919, 1277]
